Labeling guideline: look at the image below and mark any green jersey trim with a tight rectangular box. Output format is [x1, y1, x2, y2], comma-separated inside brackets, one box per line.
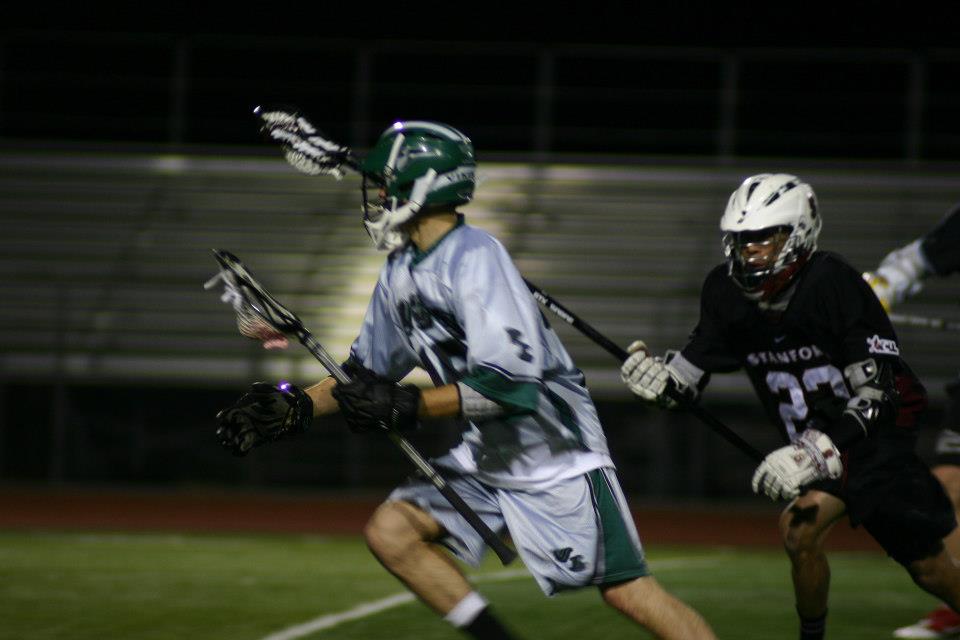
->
[461, 365, 539, 415]
[588, 469, 649, 582]
[411, 214, 466, 266]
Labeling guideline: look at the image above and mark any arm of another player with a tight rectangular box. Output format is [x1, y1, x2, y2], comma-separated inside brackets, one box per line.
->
[862, 239, 931, 311]
[863, 202, 960, 309]
[749, 356, 897, 501]
[621, 268, 739, 407]
[620, 341, 702, 408]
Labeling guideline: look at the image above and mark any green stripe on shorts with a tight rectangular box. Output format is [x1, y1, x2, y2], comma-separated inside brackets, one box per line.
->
[588, 468, 649, 584]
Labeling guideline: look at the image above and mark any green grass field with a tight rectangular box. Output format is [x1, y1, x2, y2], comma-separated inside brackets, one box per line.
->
[0, 530, 937, 639]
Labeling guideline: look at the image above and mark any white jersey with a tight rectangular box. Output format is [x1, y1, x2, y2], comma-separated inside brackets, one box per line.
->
[349, 217, 613, 489]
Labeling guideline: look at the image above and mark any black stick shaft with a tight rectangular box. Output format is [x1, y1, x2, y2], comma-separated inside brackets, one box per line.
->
[888, 312, 960, 333]
[297, 332, 517, 565]
[524, 278, 764, 463]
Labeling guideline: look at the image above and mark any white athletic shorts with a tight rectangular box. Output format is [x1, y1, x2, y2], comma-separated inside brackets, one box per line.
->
[388, 462, 649, 596]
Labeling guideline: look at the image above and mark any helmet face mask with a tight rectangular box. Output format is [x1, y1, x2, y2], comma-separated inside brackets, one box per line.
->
[722, 226, 792, 292]
[360, 121, 476, 251]
[719, 174, 821, 301]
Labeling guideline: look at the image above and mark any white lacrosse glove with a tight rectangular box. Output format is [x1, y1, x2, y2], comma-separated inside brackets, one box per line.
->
[751, 429, 842, 501]
[620, 341, 693, 408]
[863, 239, 930, 311]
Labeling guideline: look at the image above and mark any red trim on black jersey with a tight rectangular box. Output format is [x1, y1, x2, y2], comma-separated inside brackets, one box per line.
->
[895, 372, 928, 429]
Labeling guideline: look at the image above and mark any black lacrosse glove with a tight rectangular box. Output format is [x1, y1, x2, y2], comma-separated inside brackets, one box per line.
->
[331, 378, 421, 434]
[216, 382, 314, 456]
[340, 358, 383, 385]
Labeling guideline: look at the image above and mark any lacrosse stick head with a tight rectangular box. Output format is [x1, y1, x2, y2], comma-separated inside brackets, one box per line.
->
[205, 249, 304, 342]
[254, 105, 360, 180]
[360, 121, 476, 251]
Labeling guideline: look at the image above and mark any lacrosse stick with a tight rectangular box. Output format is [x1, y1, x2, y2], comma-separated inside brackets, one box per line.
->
[205, 249, 516, 565]
[525, 279, 764, 463]
[889, 312, 960, 333]
[254, 106, 381, 182]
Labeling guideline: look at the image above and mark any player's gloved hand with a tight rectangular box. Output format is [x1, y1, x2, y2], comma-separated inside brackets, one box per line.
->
[216, 382, 314, 456]
[332, 378, 421, 433]
[619, 341, 694, 409]
[862, 239, 929, 311]
[751, 428, 842, 501]
[862, 271, 894, 312]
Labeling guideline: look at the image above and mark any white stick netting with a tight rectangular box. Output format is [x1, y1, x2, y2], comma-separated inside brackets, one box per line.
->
[204, 271, 287, 343]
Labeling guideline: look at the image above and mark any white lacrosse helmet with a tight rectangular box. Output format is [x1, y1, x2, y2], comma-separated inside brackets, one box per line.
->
[720, 174, 821, 301]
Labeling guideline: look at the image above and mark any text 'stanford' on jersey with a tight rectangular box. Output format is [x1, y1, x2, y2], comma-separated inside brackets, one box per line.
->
[681, 251, 927, 451]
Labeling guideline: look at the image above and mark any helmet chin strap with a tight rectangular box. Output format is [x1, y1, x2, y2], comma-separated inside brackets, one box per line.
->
[365, 169, 439, 251]
[746, 252, 811, 305]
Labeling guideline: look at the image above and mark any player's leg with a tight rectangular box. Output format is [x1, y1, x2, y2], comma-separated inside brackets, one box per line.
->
[933, 462, 960, 560]
[903, 464, 960, 637]
[366, 471, 518, 640]
[599, 576, 716, 640]
[779, 489, 847, 640]
[935, 384, 960, 563]
[365, 500, 473, 612]
[907, 547, 960, 612]
[893, 427, 960, 639]
[588, 468, 714, 639]
[853, 451, 959, 639]
[496, 467, 716, 639]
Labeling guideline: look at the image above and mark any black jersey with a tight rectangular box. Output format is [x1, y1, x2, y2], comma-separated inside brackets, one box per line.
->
[922, 203, 960, 276]
[681, 251, 926, 453]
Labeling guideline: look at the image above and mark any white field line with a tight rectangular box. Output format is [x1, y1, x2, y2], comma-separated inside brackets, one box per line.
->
[258, 556, 723, 640]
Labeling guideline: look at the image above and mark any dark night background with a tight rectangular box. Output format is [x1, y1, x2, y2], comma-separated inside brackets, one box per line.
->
[0, 3, 957, 495]
[4, 3, 957, 157]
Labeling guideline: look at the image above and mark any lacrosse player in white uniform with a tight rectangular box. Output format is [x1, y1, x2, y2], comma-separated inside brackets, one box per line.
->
[214, 121, 716, 639]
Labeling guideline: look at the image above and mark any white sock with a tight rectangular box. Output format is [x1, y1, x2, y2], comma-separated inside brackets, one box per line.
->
[444, 591, 488, 628]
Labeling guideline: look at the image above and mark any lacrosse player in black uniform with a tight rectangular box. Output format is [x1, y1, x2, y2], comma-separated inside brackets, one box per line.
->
[621, 174, 960, 640]
[863, 204, 960, 639]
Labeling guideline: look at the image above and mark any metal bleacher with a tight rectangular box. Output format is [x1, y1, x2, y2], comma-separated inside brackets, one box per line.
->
[2, 151, 959, 399]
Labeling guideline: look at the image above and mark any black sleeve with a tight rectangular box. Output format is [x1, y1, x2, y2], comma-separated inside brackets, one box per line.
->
[680, 267, 742, 375]
[815, 257, 902, 370]
[921, 203, 960, 275]
[810, 258, 905, 447]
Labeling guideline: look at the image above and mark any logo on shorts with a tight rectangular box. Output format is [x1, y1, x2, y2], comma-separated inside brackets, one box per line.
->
[553, 547, 587, 572]
[866, 334, 900, 356]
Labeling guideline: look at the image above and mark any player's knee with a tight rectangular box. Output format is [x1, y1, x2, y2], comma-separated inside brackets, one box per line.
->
[599, 577, 660, 622]
[363, 501, 426, 565]
[933, 466, 960, 509]
[779, 505, 823, 557]
[909, 557, 943, 593]
[908, 553, 957, 597]
[599, 581, 630, 612]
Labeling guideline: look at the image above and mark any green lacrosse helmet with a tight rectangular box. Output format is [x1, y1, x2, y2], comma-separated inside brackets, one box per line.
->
[360, 121, 477, 251]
